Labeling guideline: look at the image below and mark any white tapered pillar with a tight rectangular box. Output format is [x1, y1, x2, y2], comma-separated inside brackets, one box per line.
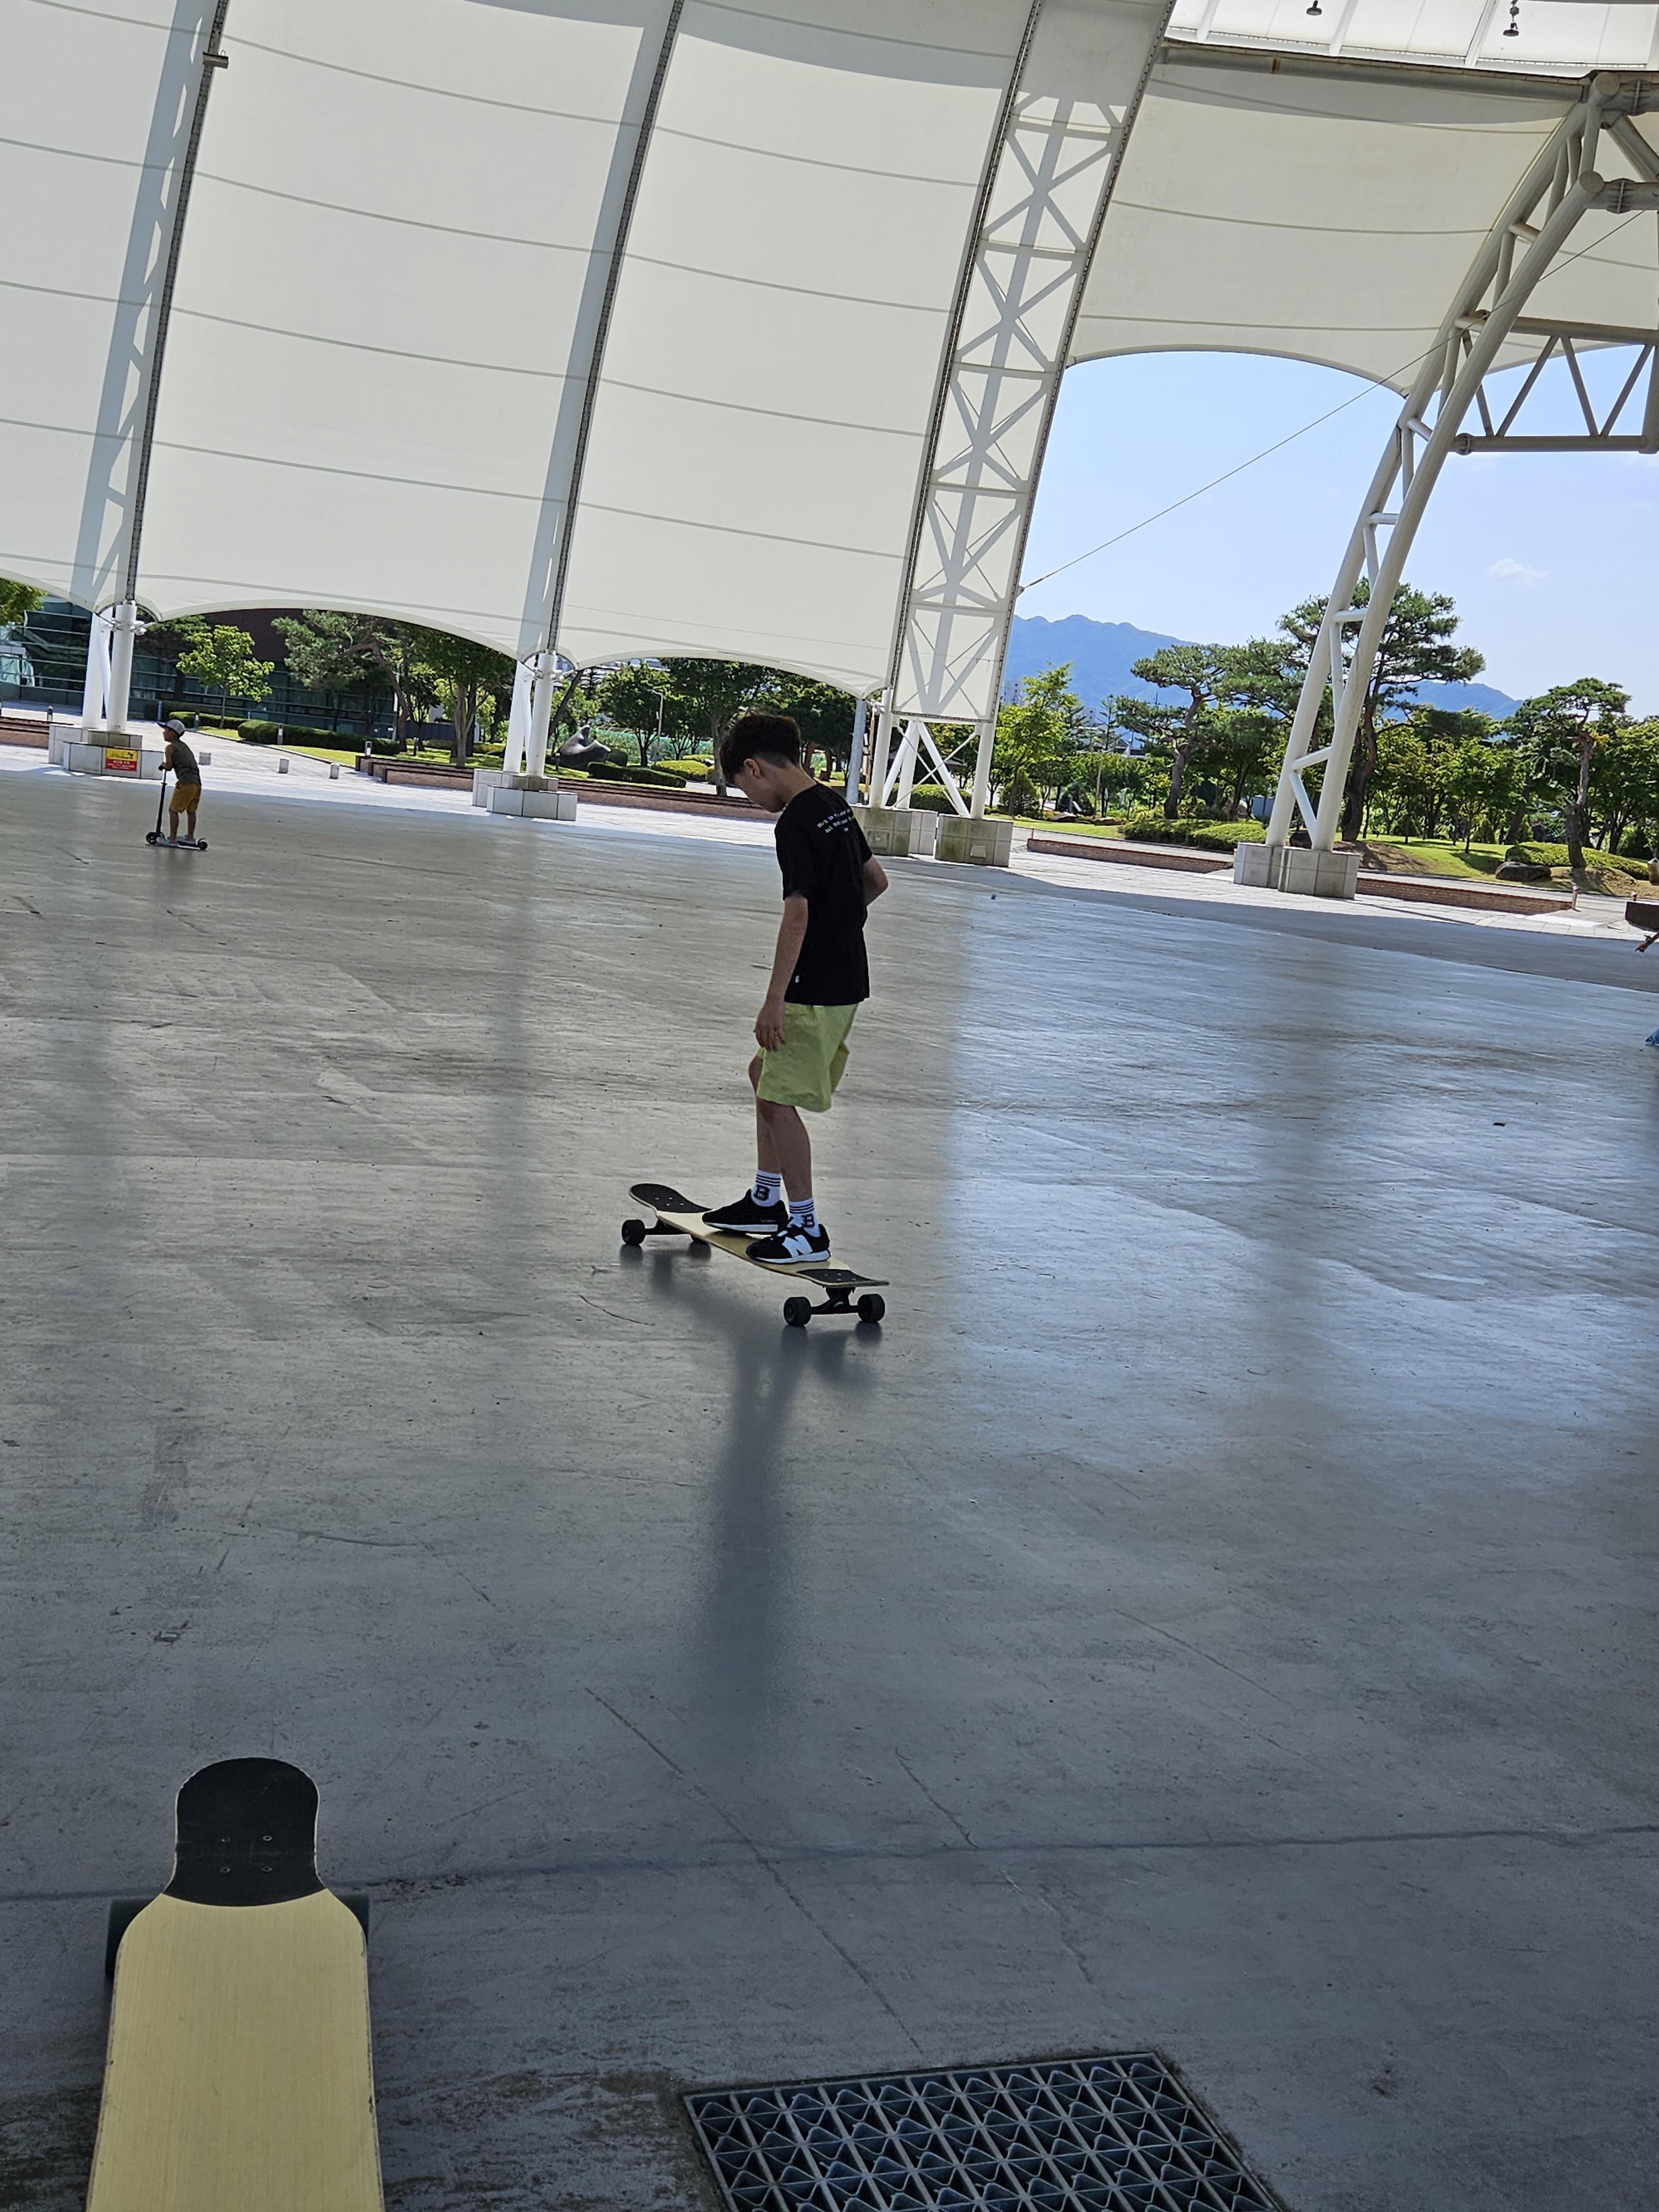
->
[895, 717, 922, 808]
[103, 602, 139, 734]
[867, 705, 895, 808]
[79, 609, 111, 734]
[503, 660, 533, 776]
[526, 651, 559, 779]
[970, 718, 995, 817]
[846, 696, 868, 801]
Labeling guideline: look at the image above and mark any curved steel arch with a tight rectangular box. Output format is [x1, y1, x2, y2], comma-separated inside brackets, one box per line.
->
[1253, 75, 1659, 891]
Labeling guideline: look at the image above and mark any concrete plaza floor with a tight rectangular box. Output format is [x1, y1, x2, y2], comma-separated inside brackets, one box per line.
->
[3, 758, 1657, 2210]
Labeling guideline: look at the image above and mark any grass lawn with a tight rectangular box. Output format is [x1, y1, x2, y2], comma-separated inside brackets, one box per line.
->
[284, 741, 371, 766]
[1356, 838, 1499, 879]
[1006, 816, 1126, 839]
[1360, 836, 1651, 896]
[190, 727, 362, 767]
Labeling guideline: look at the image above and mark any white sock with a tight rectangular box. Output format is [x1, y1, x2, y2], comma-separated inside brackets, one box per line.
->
[788, 1196, 816, 1230]
[752, 1171, 783, 1206]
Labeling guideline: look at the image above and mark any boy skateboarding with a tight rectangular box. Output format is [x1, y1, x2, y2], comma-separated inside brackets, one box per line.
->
[160, 719, 204, 844]
[702, 712, 886, 1262]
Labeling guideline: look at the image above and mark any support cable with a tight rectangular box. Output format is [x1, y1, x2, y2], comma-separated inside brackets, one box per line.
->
[1019, 210, 1645, 595]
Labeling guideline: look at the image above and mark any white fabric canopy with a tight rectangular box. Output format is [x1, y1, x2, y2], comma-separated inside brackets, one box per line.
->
[554, 0, 1028, 690]
[1074, 54, 1659, 390]
[142, 0, 680, 658]
[3, 0, 1655, 701]
[1168, 0, 1659, 76]
[2, 0, 200, 612]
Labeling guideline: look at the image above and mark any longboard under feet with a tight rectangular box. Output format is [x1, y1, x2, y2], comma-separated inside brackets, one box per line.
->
[623, 1182, 886, 1327]
[88, 1757, 382, 2212]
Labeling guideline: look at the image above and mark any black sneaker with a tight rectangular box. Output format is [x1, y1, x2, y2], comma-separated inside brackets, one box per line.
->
[746, 1221, 831, 1265]
[702, 1191, 788, 1234]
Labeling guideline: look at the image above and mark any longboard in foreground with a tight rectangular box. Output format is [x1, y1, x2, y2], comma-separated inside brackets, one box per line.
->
[88, 1757, 381, 2212]
[623, 1181, 886, 1327]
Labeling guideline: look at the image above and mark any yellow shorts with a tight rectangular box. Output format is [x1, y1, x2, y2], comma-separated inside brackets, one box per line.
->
[755, 1002, 858, 1114]
[170, 782, 202, 810]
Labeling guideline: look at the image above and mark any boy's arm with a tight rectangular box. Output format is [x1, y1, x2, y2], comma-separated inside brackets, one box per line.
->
[756, 895, 809, 1050]
[862, 856, 888, 902]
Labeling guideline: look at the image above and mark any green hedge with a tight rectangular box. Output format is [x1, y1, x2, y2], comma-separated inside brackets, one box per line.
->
[238, 720, 339, 745]
[1123, 812, 1264, 851]
[583, 762, 688, 789]
[168, 707, 244, 731]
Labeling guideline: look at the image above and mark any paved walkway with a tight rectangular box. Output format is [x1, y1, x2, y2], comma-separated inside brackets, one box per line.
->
[7, 735, 1647, 952]
[4, 763, 1657, 2210]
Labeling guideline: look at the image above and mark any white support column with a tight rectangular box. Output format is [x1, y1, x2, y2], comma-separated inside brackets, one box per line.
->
[103, 602, 139, 735]
[895, 718, 923, 808]
[885, 0, 1170, 758]
[526, 650, 560, 780]
[502, 660, 533, 776]
[79, 609, 113, 734]
[1262, 79, 1659, 888]
[970, 720, 997, 819]
[867, 705, 896, 811]
[845, 696, 869, 801]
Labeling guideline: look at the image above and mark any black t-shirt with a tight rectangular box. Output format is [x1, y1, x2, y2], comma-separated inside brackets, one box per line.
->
[166, 734, 200, 785]
[774, 784, 874, 1005]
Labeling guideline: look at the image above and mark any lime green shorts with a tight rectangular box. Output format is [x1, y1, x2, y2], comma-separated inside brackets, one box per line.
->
[755, 1002, 858, 1114]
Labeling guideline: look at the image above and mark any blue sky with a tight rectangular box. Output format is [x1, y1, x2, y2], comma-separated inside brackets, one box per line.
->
[1019, 351, 1658, 715]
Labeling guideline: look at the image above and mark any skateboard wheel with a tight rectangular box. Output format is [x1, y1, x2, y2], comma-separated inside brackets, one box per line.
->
[105, 1898, 148, 1980]
[620, 1218, 646, 1246]
[782, 1296, 812, 1328]
[688, 1237, 711, 1256]
[338, 1888, 371, 1939]
[856, 1295, 886, 1325]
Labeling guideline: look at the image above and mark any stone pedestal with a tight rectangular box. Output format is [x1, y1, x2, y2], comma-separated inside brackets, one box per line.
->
[1233, 843, 1359, 899]
[852, 805, 939, 859]
[472, 768, 576, 820]
[491, 784, 577, 820]
[935, 814, 1013, 868]
[1280, 847, 1360, 899]
[1232, 841, 1286, 889]
[60, 738, 164, 779]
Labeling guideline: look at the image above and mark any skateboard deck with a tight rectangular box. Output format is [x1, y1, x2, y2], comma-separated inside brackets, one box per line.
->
[87, 1757, 382, 2212]
[623, 1182, 886, 1326]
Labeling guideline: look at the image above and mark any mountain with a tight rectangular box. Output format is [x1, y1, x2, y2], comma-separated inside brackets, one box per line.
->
[1006, 612, 1519, 721]
[1005, 615, 1185, 708]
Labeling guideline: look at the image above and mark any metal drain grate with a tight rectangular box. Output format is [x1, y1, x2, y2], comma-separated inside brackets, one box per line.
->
[686, 2055, 1285, 2212]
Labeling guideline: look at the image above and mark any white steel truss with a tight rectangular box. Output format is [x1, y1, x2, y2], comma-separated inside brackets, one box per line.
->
[81, 1, 228, 737]
[883, 1, 1171, 815]
[1266, 76, 1659, 862]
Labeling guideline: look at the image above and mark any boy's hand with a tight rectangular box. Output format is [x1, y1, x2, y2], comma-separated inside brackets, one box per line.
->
[755, 995, 787, 1052]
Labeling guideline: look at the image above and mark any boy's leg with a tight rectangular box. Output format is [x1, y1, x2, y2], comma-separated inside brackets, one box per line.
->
[755, 1097, 812, 1203]
[749, 1056, 780, 1176]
